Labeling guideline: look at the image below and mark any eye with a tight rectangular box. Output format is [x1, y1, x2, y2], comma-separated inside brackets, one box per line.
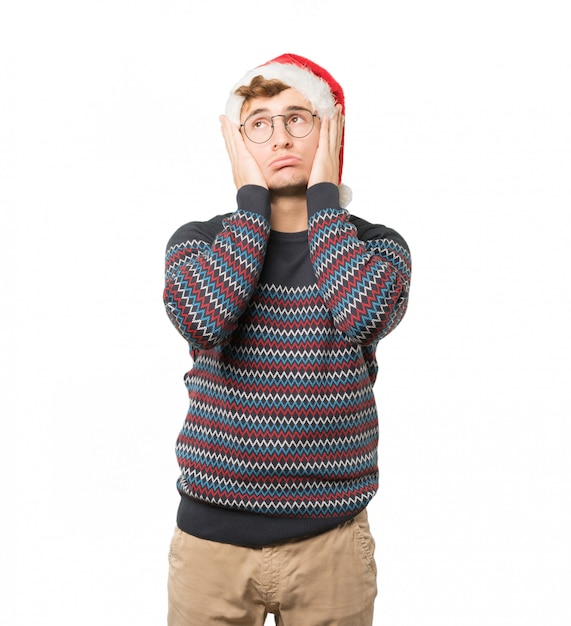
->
[250, 117, 270, 130]
[287, 112, 310, 126]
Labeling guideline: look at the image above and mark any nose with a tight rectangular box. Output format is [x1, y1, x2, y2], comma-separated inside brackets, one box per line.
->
[271, 116, 292, 147]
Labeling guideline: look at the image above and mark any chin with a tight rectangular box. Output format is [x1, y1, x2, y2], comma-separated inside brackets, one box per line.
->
[269, 184, 308, 197]
[268, 175, 309, 194]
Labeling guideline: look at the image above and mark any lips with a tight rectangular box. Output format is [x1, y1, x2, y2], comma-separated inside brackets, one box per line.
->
[269, 156, 300, 169]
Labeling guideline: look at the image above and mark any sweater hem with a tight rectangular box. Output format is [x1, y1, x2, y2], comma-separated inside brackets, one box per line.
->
[176, 495, 359, 547]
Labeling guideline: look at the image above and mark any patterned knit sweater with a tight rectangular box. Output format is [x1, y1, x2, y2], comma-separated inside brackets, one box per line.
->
[164, 183, 411, 546]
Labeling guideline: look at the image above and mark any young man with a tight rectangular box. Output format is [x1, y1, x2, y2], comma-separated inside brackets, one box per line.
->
[164, 53, 411, 625]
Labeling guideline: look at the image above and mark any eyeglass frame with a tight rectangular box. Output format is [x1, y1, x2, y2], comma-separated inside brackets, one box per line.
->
[239, 108, 319, 144]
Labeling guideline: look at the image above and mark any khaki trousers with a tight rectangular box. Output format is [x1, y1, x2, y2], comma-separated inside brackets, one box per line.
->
[167, 510, 377, 626]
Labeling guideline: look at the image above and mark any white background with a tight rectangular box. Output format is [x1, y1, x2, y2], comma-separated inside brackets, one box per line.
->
[1, 1, 570, 624]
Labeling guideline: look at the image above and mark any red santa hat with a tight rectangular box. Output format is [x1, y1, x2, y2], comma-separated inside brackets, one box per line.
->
[225, 53, 352, 207]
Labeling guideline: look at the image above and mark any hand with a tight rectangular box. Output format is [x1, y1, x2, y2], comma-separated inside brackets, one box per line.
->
[307, 104, 343, 188]
[219, 115, 267, 190]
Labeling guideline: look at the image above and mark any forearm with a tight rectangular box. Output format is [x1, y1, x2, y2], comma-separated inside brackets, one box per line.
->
[164, 186, 271, 349]
[307, 183, 411, 344]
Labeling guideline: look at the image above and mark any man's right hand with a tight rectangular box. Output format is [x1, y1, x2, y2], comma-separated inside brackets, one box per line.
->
[220, 115, 267, 190]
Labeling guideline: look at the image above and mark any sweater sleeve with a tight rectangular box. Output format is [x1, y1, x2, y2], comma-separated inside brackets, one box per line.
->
[307, 183, 411, 345]
[163, 186, 271, 350]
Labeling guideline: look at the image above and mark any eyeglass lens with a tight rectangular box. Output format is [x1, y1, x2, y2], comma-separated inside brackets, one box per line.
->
[242, 110, 315, 143]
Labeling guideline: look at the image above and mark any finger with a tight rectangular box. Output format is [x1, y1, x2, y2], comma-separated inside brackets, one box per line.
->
[220, 115, 248, 171]
[318, 113, 330, 148]
[219, 115, 235, 157]
[331, 105, 344, 156]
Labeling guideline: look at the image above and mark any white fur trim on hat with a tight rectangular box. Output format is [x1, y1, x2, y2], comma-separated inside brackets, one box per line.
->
[225, 62, 337, 124]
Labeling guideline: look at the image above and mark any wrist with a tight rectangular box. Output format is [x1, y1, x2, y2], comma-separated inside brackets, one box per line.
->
[306, 183, 340, 218]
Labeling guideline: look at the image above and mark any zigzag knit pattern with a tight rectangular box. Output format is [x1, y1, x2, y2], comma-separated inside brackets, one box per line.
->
[308, 207, 411, 345]
[164, 210, 270, 350]
[164, 191, 411, 519]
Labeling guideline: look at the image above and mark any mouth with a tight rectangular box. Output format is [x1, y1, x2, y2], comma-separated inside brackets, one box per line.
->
[269, 156, 300, 170]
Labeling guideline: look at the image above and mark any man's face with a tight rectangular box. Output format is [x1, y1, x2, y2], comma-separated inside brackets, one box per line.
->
[240, 88, 320, 193]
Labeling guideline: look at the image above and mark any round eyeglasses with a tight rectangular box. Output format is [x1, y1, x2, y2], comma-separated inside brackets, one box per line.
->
[240, 108, 318, 144]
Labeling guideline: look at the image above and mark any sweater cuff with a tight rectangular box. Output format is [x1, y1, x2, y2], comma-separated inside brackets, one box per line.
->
[236, 185, 271, 221]
[306, 183, 341, 218]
